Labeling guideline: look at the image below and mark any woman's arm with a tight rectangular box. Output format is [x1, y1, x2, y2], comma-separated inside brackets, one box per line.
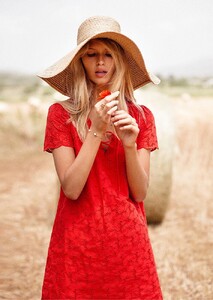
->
[123, 146, 150, 202]
[52, 131, 102, 200]
[52, 92, 119, 200]
[112, 110, 150, 202]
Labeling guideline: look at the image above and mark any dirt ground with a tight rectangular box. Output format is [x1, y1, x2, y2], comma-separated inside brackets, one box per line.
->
[0, 98, 212, 299]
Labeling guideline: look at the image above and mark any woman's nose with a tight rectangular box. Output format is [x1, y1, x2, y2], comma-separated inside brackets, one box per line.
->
[96, 54, 104, 65]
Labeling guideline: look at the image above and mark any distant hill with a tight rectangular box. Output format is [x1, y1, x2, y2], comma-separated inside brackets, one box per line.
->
[157, 58, 213, 78]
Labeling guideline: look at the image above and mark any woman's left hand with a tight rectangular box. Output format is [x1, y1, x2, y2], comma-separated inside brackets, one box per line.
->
[111, 110, 139, 148]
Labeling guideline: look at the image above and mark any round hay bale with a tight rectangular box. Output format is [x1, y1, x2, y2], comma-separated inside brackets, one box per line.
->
[135, 89, 175, 224]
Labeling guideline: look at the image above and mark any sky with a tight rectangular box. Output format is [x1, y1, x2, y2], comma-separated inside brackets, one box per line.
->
[0, 0, 212, 76]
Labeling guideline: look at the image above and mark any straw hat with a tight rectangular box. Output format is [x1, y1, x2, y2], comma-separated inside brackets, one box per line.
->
[37, 16, 160, 96]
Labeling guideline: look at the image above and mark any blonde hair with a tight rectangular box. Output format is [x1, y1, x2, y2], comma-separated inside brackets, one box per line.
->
[61, 38, 136, 140]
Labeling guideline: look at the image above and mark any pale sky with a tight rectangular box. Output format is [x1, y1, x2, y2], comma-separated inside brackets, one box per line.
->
[0, 0, 212, 76]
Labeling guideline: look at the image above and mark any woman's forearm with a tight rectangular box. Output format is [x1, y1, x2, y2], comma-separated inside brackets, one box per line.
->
[62, 130, 102, 200]
[124, 145, 149, 202]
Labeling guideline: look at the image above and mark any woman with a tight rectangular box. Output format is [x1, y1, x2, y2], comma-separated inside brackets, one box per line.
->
[39, 16, 163, 299]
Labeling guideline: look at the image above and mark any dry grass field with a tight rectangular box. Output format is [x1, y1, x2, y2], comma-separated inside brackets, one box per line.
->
[0, 76, 212, 299]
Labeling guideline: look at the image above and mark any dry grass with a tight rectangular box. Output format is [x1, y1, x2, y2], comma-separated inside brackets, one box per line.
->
[148, 98, 213, 299]
[0, 93, 212, 299]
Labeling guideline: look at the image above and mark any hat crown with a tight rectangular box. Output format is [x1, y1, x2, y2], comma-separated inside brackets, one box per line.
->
[77, 16, 121, 45]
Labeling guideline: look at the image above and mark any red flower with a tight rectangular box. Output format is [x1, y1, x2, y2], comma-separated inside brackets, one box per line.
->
[97, 90, 111, 100]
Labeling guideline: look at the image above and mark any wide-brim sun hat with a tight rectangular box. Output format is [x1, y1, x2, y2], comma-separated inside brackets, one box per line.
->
[37, 16, 160, 96]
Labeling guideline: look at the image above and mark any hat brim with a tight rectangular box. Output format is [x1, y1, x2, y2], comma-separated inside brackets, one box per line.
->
[37, 32, 160, 96]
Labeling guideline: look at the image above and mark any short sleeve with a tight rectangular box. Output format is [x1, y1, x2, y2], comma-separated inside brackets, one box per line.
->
[136, 105, 158, 151]
[43, 103, 74, 152]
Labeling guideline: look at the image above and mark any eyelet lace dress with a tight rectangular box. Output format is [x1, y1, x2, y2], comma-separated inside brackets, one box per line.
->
[41, 102, 163, 300]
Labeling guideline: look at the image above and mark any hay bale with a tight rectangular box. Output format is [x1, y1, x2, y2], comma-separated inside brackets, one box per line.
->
[135, 89, 175, 224]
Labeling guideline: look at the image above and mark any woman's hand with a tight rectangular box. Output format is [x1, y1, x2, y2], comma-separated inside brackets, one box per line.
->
[91, 91, 120, 135]
[111, 110, 139, 148]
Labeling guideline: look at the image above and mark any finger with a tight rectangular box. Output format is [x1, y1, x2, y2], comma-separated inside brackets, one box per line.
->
[96, 99, 119, 112]
[98, 101, 119, 116]
[104, 91, 120, 102]
[112, 113, 131, 124]
[113, 118, 130, 127]
[119, 124, 139, 131]
[114, 116, 137, 126]
[131, 117, 137, 125]
[107, 105, 118, 115]
[105, 100, 119, 109]
[95, 99, 106, 110]
[111, 109, 125, 115]
[111, 110, 127, 119]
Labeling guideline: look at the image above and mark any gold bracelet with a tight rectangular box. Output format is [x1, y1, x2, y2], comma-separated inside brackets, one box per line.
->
[88, 129, 103, 139]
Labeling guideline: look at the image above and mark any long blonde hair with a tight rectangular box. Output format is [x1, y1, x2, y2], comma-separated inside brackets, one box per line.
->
[61, 38, 135, 140]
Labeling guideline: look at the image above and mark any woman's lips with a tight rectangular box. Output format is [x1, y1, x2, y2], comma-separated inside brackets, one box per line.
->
[95, 71, 107, 78]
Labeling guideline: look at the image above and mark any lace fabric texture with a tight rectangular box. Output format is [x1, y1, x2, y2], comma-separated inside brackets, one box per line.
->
[42, 102, 163, 299]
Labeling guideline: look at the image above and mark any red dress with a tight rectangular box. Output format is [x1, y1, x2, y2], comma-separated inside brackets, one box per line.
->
[42, 102, 163, 300]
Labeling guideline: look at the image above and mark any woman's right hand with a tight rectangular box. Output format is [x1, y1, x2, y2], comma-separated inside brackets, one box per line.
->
[91, 91, 120, 134]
